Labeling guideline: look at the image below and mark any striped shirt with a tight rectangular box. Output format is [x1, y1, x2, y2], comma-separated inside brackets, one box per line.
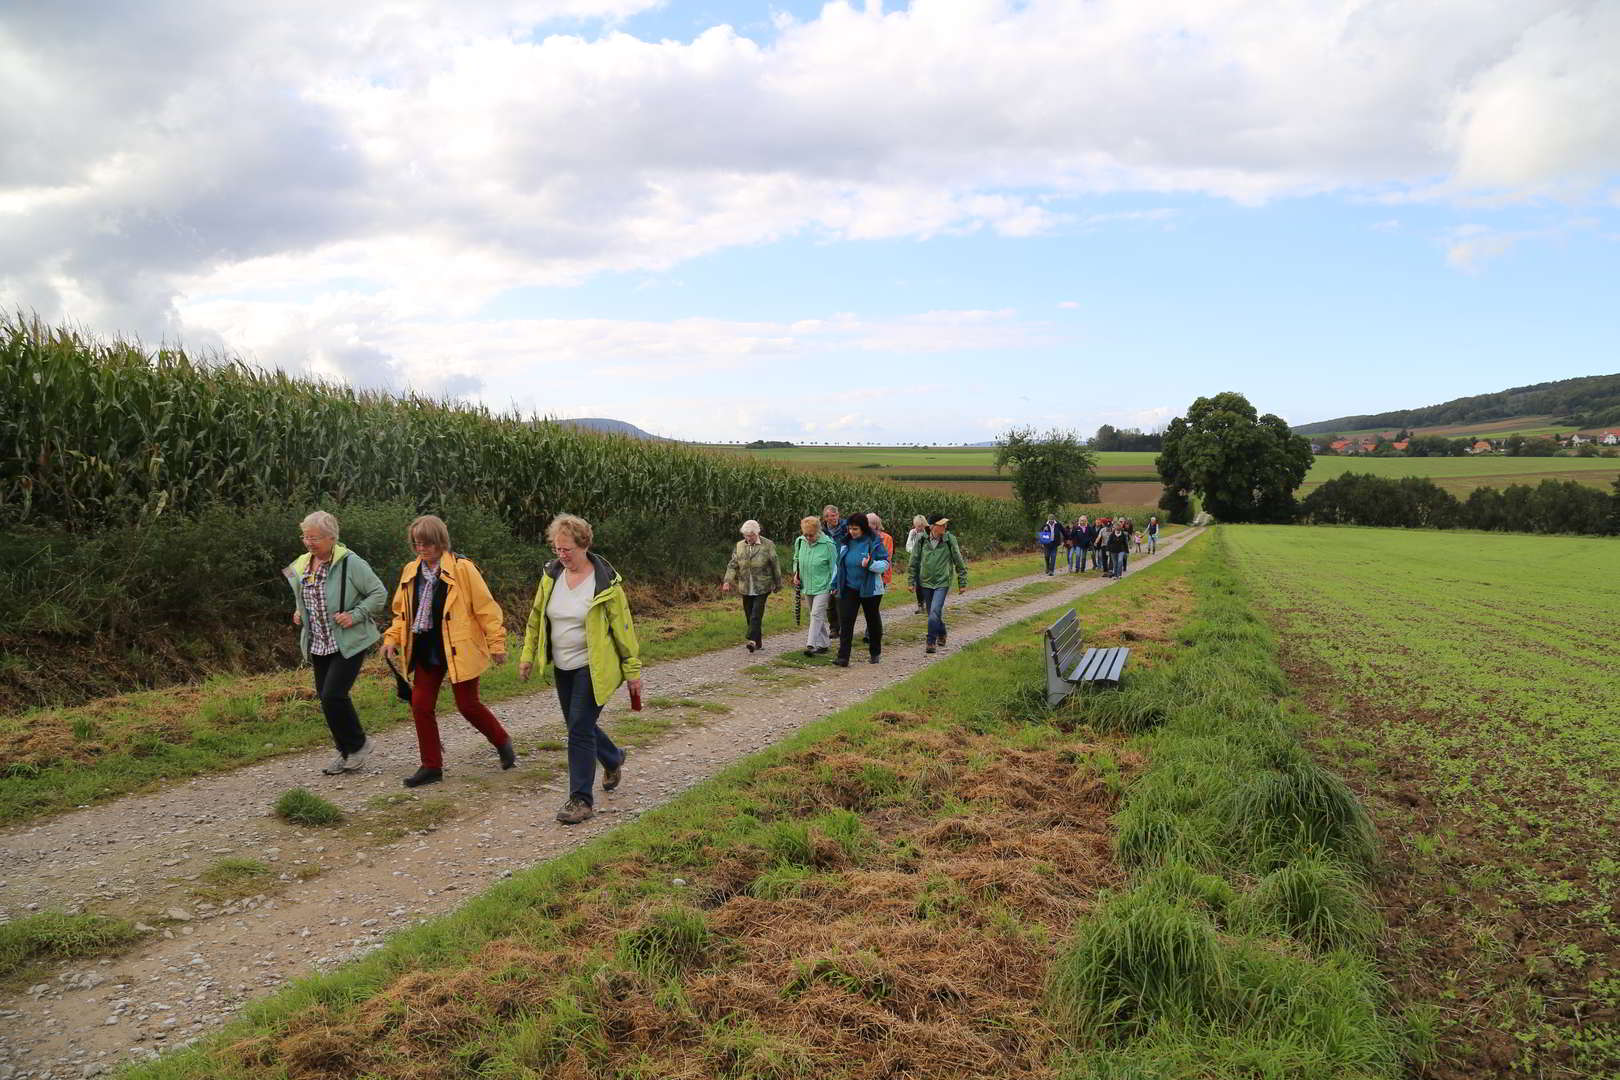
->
[411, 562, 441, 633]
[302, 561, 337, 657]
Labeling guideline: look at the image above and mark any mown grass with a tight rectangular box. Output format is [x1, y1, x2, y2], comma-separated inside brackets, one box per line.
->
[1227, 524, 1620, 1078]
[112, 535, 1207, 1080]
[0, 911, 145, 980]
[0, 545, 1061, 826]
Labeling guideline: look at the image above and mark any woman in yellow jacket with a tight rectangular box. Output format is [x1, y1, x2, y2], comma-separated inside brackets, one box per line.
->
[382, 515, 514, 788]
[519, 513, 643, 825]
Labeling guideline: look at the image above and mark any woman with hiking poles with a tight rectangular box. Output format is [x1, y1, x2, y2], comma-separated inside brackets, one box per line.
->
[381, 515, 516, 789]
[722, 519, 782, 653]
[285, 511, 388, 776]
[519, 514, 643, 825]
[792, 515, 838, 656]
[833, 513, 890, 667]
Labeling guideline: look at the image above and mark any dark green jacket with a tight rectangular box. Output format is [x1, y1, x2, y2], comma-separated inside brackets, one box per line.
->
[908, 532, 967, 590]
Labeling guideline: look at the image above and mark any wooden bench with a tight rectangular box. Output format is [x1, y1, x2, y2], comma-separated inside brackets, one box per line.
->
[1044, 609, 1130, 706]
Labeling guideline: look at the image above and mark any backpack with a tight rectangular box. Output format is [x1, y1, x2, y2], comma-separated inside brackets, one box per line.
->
[1038, 523, 1055, 544]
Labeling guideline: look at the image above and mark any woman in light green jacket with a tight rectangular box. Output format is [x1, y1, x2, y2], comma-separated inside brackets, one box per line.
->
[284, 511, 388, 776]
[791, 515, 838, 656]
[519, 514, 643, 826]
[722, 519, 782, 653]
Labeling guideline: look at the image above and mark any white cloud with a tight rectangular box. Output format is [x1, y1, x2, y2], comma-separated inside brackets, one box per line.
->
[1056, 300, 1080, 309]
[1442, 217, 1597, 273]
[1, 0, 1616, 379]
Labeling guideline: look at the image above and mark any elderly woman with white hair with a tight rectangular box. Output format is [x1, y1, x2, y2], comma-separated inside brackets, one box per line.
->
[284, 511, 389, 776]
[722, 519, 783, 652]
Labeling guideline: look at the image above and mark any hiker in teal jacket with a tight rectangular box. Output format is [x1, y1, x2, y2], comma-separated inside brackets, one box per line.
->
[907, 515, 968, 653]
[791, 515, 839, 656]
[284, 511, 388, 775]
[833, 514, 890, 667]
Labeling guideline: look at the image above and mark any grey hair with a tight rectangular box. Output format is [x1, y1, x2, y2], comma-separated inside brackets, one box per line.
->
[740, 519, 761, 536]
[912, 514, 927, 528]
[300, 511, 339, 540]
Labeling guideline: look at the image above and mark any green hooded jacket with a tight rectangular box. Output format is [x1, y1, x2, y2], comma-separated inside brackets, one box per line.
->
[790, 533, 838, 595]
[907, 531, 968, 591]
[519, 553, 642, 707]
[283, 546, 388, 660]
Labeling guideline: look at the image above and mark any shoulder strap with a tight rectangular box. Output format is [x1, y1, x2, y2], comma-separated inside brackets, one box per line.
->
[339, 557, 348, 611]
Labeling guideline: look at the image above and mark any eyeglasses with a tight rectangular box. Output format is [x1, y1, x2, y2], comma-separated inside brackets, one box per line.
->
[553, 545, 576, 557]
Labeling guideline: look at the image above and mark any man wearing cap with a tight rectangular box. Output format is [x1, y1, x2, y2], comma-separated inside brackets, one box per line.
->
[907, 514, 968, 654]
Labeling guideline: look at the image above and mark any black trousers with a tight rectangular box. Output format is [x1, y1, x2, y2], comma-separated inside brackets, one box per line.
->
[741, 593, 768, 646]
[311, 650, 367, 754]
[836, 589, 882, 661]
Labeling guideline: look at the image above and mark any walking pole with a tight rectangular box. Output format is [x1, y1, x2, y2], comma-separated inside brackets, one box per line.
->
[795, 581, 803, 626]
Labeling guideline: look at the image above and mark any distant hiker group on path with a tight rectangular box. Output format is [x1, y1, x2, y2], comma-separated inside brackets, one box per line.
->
[1038, 513, 1158, 579]
[286, 500, 1155, 828]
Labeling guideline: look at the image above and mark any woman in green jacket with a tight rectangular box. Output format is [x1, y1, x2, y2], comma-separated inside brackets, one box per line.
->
[722, 519, 782, 653]
[519, 514, 643, 825]
[284, 511, 388, 776]
[791, 515, 838, 656]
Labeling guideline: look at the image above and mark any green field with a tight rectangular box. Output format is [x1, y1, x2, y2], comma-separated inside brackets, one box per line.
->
[1227, 525, 1619, 1079]
[1303, 453, 1618, 493]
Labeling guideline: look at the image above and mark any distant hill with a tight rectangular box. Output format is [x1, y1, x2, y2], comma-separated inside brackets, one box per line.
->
[554, 417, 669, 441]
[1294, 373, 1620, 435]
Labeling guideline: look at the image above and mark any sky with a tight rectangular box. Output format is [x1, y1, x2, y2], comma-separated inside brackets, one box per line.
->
[2, 0, 1618, 442]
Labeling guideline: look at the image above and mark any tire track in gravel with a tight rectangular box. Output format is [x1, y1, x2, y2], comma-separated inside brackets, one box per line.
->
[0, 528, 1202, 1079]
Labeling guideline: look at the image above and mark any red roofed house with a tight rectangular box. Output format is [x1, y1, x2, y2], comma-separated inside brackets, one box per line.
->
[1471, 440, 1494, 454]
[1330, 439, 1351, 453]
[1392, 439, 1409, 451]
[1604, 431, 1620, 446]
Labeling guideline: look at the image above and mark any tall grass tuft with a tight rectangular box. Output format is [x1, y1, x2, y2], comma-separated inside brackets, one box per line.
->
[0, 910, 145, 976]
[1230, 857, 1380, 953]
[615, 906, 720, 979]
[1218, 759, 1377, 871]
[273, 788, 345, 826]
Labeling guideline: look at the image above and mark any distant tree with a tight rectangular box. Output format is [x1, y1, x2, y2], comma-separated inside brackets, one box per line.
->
[1156, 392, 1313, 523]
[994, 427, 1099, 521]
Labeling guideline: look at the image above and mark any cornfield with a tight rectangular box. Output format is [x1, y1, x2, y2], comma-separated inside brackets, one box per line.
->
[0, 315, 1028, 554]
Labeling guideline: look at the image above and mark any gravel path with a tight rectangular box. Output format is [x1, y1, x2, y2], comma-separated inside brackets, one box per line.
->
[0, 529, 1201, 1079]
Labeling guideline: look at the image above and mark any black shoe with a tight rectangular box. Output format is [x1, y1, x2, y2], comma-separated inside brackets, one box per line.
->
[403, 767, 442, 788]
[869, 654, 880, 664]
[813, 646, 829, 655]
[746, 640, 757, 652]
[496, 741, 517, 770]
[603, 752, 624, 792]
[833, 658, 849, 667]
[804, 647, 816, 657]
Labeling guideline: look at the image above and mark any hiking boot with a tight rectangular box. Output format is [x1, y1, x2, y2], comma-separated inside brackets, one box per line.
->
[321, 752, 347, 776]
[603, 752, 624, 792]
[746, 641, 757, 652]
[812, 646, 829, 655]
[342, 737, 374, 772]
[868, 654, 880, 664]
[833, 658, 849, 667]
[556, 798, 594, 825]
[496, 741, 518, 770]
[403, 767, 442, 788]
[926, 644, 936, 654]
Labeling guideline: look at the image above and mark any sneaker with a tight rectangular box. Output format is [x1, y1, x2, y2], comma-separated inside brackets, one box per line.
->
[812, 646, 829, 655]
[603, 752, 624, 792]
[746, 641, 757, 652]
[342, 737, 374, 772]
[403, 767, 442, 788]
[556, 798, 594, 825]
[803, 647, 816, 657]
[321, 752, 347, 776]
[926, 644, 936, 654]
[496, 741, 518, 770]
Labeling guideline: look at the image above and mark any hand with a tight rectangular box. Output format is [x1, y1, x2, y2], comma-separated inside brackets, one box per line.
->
[861, 555, 871, 568]
[382, 642, 398, 660]
[491, 652, 507, 667]
[519, 661, 533, 681]
[721, 582, 732, 593]
[292, 610, 302, 626]
[333, 612, 354, 629]
[627, 678, 643, 697]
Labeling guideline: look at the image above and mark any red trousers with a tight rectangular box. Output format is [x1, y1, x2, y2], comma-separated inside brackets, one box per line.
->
[410, 663, 509, 770]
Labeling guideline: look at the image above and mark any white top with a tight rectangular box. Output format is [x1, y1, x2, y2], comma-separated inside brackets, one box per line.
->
[546, 570, 593, 671]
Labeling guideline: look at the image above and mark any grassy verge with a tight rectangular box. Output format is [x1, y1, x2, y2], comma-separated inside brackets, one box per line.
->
[1039, 527, 1414, 1077]
[0, 911, 145, 982]
[114, 536, 1206, 1079]
[1226, 524, 1620, 1079]
[0, 546, 1069, 826]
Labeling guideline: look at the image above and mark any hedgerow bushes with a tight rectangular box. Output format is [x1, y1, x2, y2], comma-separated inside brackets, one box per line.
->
[1301, 472, 1618, 535]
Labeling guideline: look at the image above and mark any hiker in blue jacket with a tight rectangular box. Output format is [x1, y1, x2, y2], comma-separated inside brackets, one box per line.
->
[832, 514, 889, 667]
[1039, 514, 1067, 575]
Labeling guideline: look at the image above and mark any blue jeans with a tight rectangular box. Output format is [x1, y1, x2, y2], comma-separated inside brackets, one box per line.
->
[919, 584, 950, 644]
[1147, 532, 1158, 553]
[555, 665, 624, 805]
[1043, 544, 1059, 574]
[1113, 551, 1129, 576]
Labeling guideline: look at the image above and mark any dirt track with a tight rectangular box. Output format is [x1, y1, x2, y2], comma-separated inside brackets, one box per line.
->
[0, 529, 1200, 1079]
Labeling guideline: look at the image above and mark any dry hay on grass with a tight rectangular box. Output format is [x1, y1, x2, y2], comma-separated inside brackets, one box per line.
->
[241, 726, 1130, 1080]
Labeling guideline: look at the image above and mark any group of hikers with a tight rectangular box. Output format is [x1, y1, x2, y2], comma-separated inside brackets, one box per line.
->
[722, 505, 969, 667]
[284, 504, 968, 826]
[1038, 513, 1158, 578]
[287, 502, 1154, 826]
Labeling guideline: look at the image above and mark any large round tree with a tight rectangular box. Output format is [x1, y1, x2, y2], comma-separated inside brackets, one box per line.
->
[1156, 392, 1313, 523]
